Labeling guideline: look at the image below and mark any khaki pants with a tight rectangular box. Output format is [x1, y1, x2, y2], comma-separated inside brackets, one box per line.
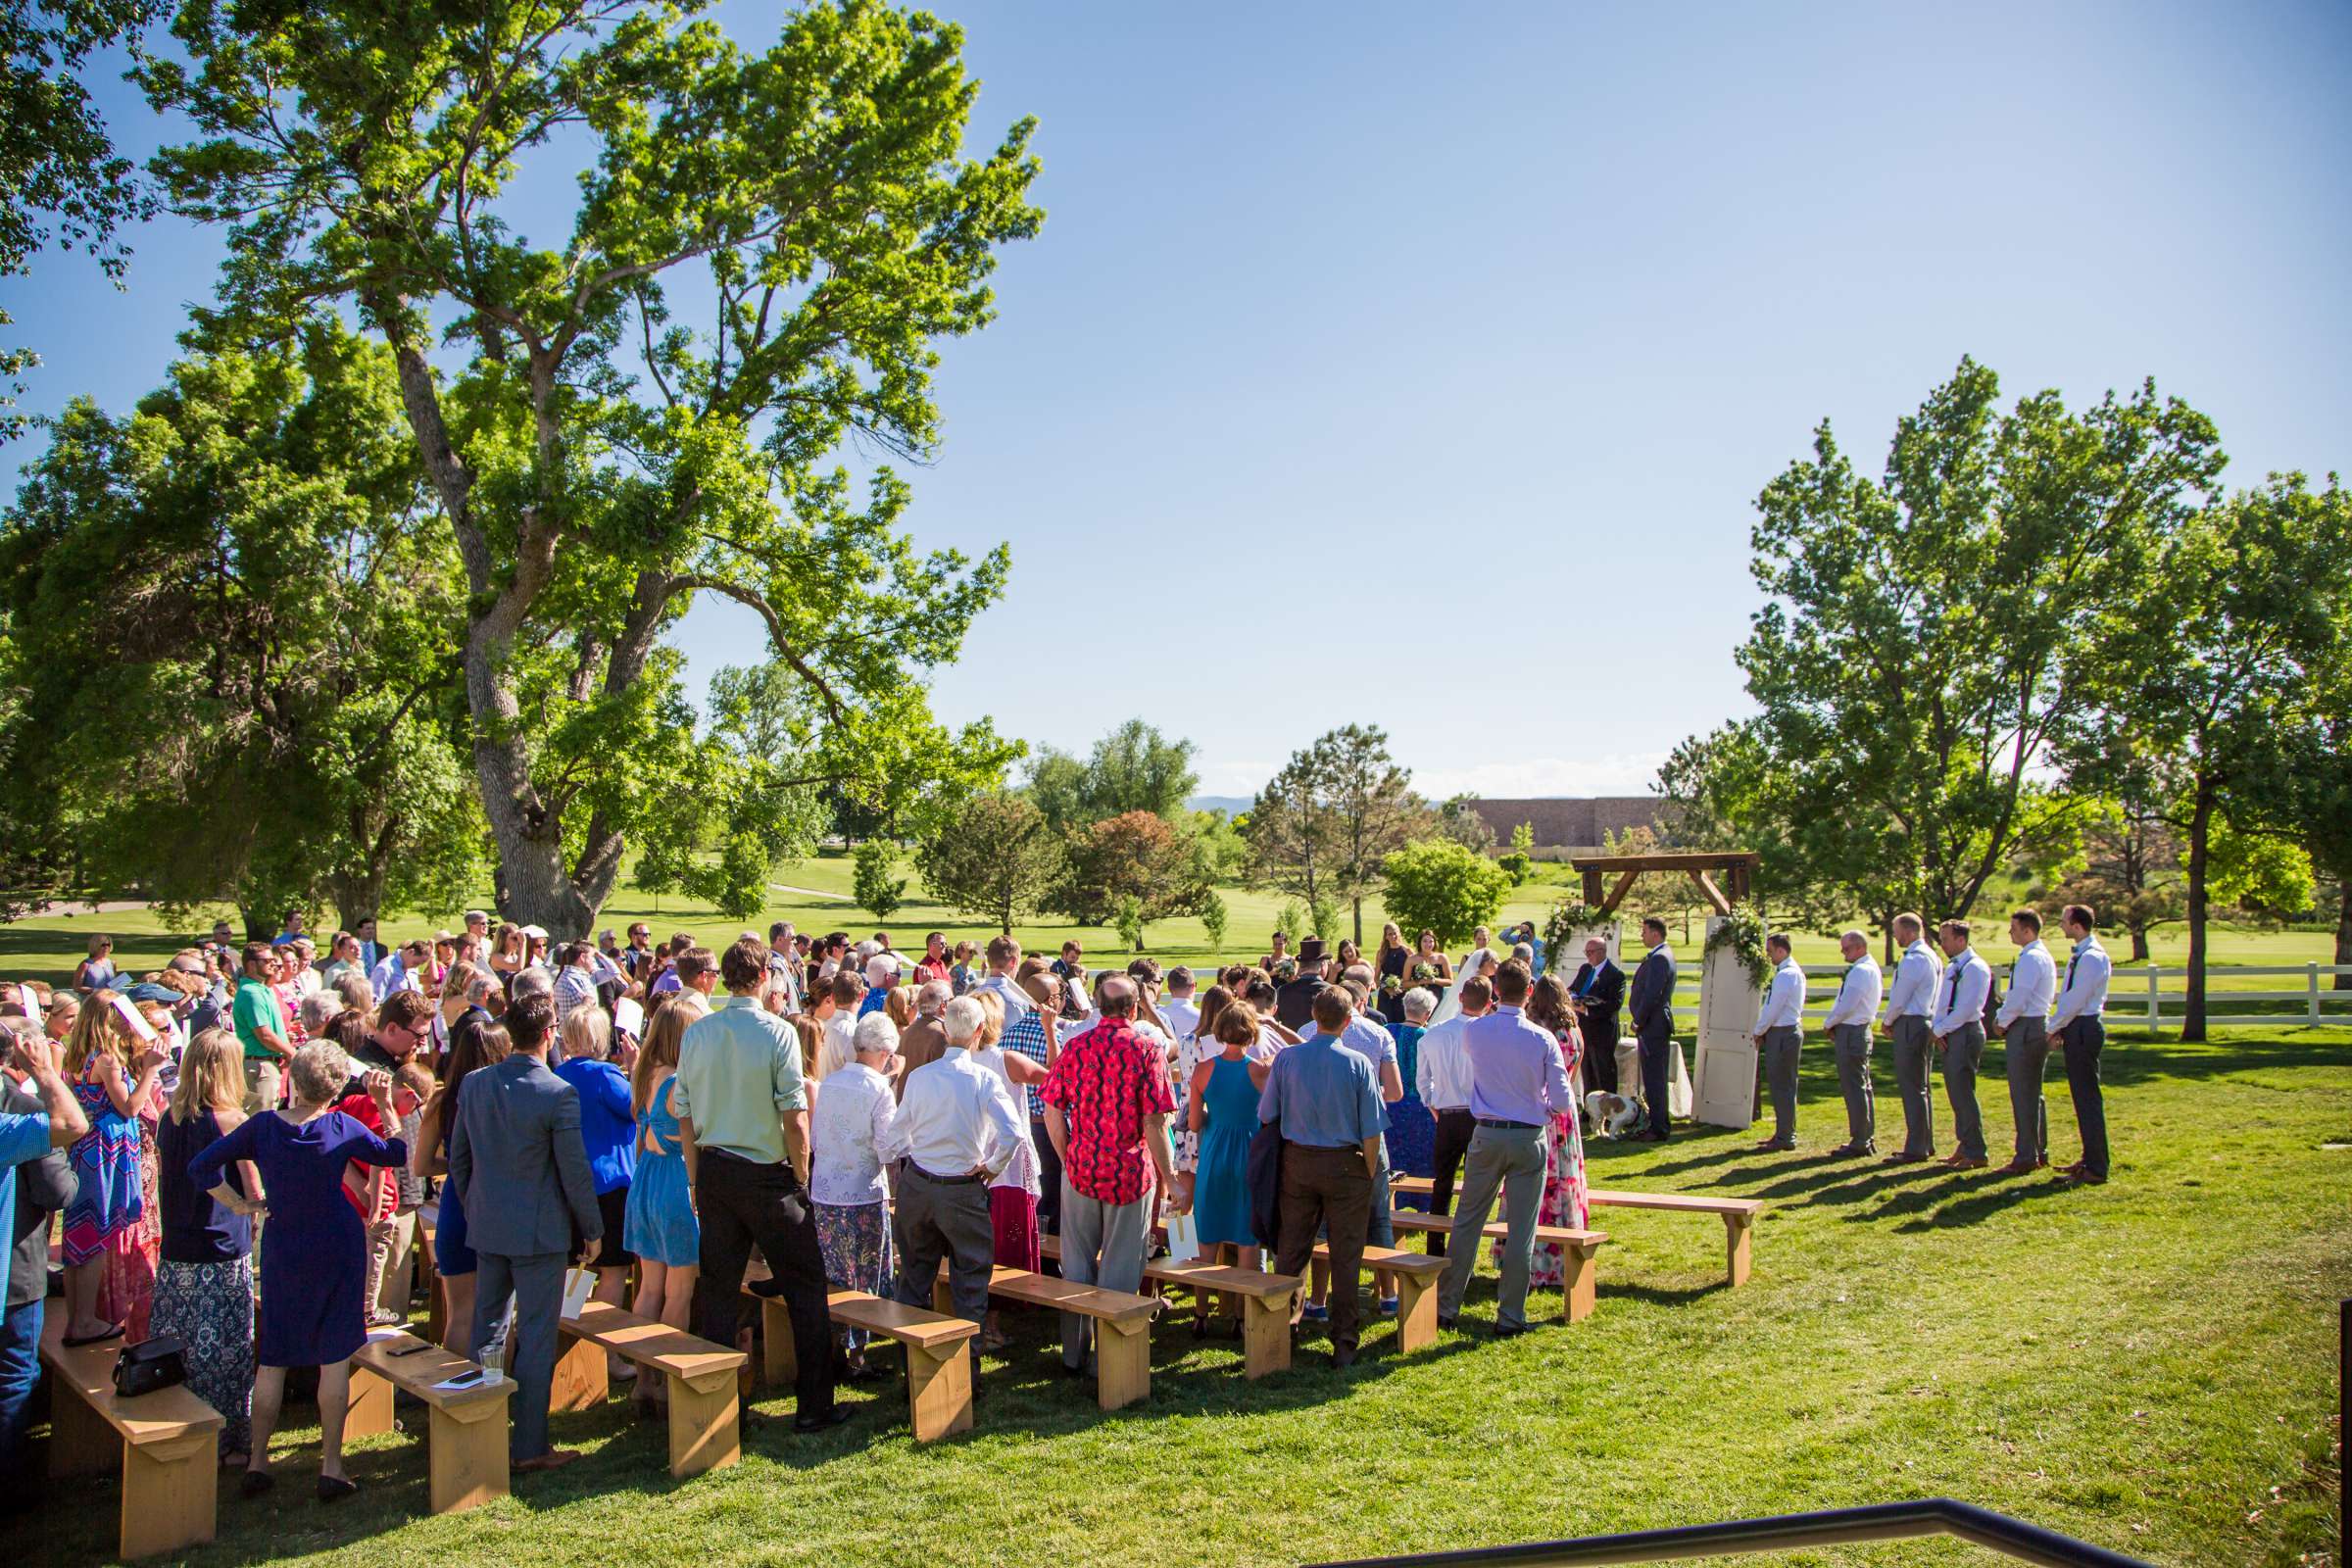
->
[242, 1058, 282, 1114]
[367, 1207, 419, 1319]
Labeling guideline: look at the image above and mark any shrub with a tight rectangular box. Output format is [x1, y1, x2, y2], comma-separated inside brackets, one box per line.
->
[1381, 838, 1514, 948]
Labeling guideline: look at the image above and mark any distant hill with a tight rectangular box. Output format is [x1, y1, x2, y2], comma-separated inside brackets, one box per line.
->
[1186, 795, 1253, 817]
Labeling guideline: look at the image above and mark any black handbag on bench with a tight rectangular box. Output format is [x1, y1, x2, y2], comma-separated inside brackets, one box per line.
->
[114, 1336, 188, 1398]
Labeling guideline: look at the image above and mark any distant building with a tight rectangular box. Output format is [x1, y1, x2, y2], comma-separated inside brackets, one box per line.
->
[1463, 797, 1675, 855]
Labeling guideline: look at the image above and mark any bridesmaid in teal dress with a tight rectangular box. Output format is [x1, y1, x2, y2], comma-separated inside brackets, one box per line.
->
[1184, 1000, 1267, 1270]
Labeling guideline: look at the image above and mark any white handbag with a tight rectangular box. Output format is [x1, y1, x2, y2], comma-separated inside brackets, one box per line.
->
[560, 1266, 596, 1320]
[1164, 1210, 1200, 1264]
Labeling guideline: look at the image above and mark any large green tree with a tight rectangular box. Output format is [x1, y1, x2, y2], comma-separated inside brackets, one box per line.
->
[914, 791, 1058, 934]
[1697, 357, 2223, 928]
[0, 323, 484, 927]
[143, 0, 1042, 936]
[2068, 473, 2352, 1037]
[1024, 718, 1198, 833]
[1, 0, 165, 436]
[1301, 723, 1426, 946]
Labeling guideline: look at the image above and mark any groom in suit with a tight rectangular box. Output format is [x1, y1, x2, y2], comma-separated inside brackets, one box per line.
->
[1565, 938, 1625, 1096]
[449, 989, 602, 1472]
[1627, 916, 1677, 1142]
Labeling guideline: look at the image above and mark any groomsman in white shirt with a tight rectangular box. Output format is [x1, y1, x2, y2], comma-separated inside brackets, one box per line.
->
[2048, 904, 2113, 1185]
[1930, 919, 1991, 1168]
[1881, 913, 1941, 1162]
[1820, 930, 1882, 1156]
[1989, 908, 2056, 1175]
[1748, 933, 1805, 1152]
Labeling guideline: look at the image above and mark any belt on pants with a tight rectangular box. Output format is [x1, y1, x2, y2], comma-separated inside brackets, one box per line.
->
[903, 1161, 988, 1185]
[1475, 1117, 1540, 1130]
[1288, 1142, 1361, 1152]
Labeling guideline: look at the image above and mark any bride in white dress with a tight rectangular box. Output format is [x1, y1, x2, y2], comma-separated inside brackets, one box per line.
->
[1427, 947, 1499, 1028]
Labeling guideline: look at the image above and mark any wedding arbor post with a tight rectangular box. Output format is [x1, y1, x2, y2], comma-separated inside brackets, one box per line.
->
[1567, 851, 1765, 1130]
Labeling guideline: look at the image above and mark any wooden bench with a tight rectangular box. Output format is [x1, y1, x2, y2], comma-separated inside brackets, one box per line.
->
[39, 1309, 221, 1558]
[344, 1330, 512, 1513]
[554, 1301, 745, 1476]
[1586, 1189, 1764, 1288]
[1039, 1234, 1303, 1378]
[1306, 1242, 1449, 1352]
[1384, 1211, 1609, 1321]
[934, 1263, 1160, 1409]
[1392, 1175, 1760, 1289]
[745, 1281, 980, 1442]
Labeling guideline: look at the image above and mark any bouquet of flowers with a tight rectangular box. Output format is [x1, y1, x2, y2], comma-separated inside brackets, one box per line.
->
[1273, 957, 1298, 984]
[1379, 974, 1402, 998]
[1409, 959, 1442, 986]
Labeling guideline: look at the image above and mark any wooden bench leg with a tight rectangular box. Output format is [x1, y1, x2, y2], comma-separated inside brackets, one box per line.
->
[1240, 1295, 1292, 1378]
[1393, 1271, 1440, 1354]
[931, 1274, 953, 1315]
[1724, 1214, 1753, 1288]
[344, 1362, 396, 1440]
[550, 1330, 609, 1412]
[665, 1367, 741, 1478]
[905, 1340, 973, 1442]
[424, 1273, 448, 1348]
[1095, 1320, 1150, 1411]
[47, 1385, 118, 1476]
[1560, 1243, 1600, 1323]
[760, 1296, 795, 1388]
[426, 1399, 510, 1514]
[118, 1431, 217, 1559]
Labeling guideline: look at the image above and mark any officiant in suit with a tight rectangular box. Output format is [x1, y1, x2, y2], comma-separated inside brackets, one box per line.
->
[1565, 938, 1625, 1095]
[1628, 917, 1677, 1142]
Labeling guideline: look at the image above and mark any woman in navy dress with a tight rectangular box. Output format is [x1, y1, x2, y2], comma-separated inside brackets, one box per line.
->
[189, 1041, 405, 1503]
[412, 1003, 509, 1355]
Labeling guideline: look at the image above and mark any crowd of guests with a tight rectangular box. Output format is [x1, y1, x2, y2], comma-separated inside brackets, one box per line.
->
[0, 899, 2118, 1507]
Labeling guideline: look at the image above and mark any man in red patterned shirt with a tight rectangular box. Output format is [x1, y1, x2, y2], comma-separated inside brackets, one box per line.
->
[1040, 974, 1176, 1375]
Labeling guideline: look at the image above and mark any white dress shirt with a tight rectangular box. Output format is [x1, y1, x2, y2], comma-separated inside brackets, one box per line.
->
[1931, 950, 1991, 1037]
[808, 1060, 898, 1206]
[1414, 1013, 1476, 1111]
[972, 971, 1035, 1017]
[819, 1010, 858, 1078]
[879, 1046, 1026, 1180]
[1754, 958, 1806, 1033]
[968, 1043, 1042, 1196]
[1159, 995, 1201, 1047]
[1822, 955, 1883, 1030]
[2049, 934, 2112, 1029]
[1884, 940, 1942, 1021]
[1996, 938, 2057, 1027]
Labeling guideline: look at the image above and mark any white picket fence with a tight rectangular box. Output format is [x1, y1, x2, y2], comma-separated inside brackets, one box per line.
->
[1782, 963, 2352, 1029]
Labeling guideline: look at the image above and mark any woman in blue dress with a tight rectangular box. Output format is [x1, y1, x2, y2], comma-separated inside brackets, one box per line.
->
[1184, 1000, 1267, 1278]
[189, 1041, 406, 1503]
[1385, 987, 1439, 1177]
[624, 996, 703, 1341]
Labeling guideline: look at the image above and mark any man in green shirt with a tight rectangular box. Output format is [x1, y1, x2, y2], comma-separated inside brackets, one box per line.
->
[673, 936, 842, 1433]
[230, 942, 291, 1111]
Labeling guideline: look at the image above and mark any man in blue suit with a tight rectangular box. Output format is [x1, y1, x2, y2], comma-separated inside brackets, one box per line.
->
[1627, 916, 1678, 1142]
[449, 990, 602, 1472]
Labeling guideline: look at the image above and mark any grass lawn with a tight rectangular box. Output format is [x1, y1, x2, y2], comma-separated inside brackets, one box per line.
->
[18, 1027, 2347, 1567]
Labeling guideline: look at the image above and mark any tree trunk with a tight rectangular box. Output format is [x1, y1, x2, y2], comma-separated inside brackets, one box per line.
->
[327, 867, 389, 935]
[2334, 877, 2352, 990]
[1351, 897, 1363, 948]
[237, 907, 275, 944]
[2181, 778, 2213, 1043]
[2128, 921, 2150, 962]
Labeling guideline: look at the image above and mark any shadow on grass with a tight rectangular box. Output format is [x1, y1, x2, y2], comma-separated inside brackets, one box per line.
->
[1597, 1278, 1727, 1308]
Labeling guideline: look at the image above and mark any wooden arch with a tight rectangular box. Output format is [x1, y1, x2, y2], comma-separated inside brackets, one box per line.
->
[1571, 852, 1761, 917]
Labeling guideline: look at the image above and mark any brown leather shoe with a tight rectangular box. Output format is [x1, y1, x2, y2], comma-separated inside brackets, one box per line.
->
[1944, 1155, 1988, 1170]
[514, 1448, 582, 1473]
[1990, 1161, 2038, 1177]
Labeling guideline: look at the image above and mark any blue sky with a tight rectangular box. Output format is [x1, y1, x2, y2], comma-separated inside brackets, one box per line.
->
[7, 1, 2349, 802]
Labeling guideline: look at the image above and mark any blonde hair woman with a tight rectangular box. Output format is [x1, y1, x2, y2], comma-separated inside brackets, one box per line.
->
[152, 1030, 259, 1466]
[189, 1041, 407, 1500]
[59, 998, 168, 1345]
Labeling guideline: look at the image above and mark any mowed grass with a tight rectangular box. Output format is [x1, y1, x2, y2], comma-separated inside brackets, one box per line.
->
[13, 1028, 2346, 1567]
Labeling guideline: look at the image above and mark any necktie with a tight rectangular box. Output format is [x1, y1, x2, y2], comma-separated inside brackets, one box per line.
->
[2065, 949, 2079, 989]
[1947, 961, 1963, 1011]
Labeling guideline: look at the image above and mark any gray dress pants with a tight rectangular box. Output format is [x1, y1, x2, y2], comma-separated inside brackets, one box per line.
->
[1057, 1178, 1147, 1370]
[1889, 1015, 1936, 1157]
[1436, 1124, 1546, 1331]
[892, 1165, 994, 1371]
[469, 1250, 564, 1461]
[1941, 1021, 1987, 1160]
[1832, 1022, 1875, 1150]
[2003, 1016, 2050, 1166]
[1761, 1025, 1801, 1146]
